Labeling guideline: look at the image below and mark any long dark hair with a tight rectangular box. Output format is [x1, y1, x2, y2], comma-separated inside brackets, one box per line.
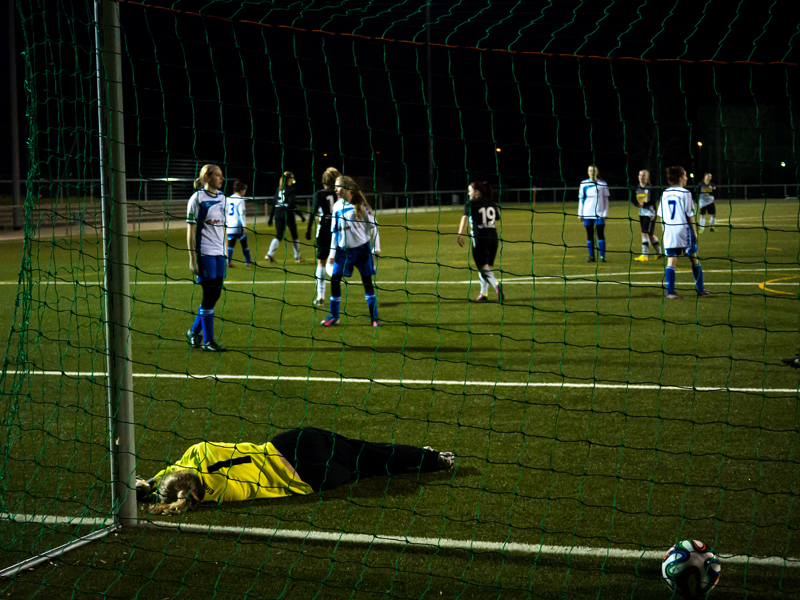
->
[470, 181, 495, 202]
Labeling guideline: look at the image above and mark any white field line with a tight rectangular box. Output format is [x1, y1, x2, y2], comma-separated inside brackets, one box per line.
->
[1, 513, 795, 568]
[32, 371, 800, 395]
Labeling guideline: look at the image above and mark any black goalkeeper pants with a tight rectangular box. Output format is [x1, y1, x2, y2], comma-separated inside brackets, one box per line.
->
[270, 427, 440, 492]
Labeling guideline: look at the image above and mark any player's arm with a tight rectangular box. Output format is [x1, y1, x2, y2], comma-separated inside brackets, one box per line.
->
[578, 184, 586, 220]
[187, 224, 197, 273]
[457, 215, 469, 247]
[306, 196, 319, 239]
[369, 211, 380, 255]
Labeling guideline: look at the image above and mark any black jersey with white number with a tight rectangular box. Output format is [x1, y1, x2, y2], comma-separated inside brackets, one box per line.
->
[464, 197, 500, 238]
[272, 186, 297, 211]
[312, 188, 337, 227]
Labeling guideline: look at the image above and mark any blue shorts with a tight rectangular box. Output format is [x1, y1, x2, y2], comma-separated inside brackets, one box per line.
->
[583, 218, 605, 226]
[196, 255, 227, 283]
[227, 231, 247, 242]
[332, 243, 376, 278]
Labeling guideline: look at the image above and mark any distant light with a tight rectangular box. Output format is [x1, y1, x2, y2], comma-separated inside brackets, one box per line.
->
[376, 151, 380, 155]
[496, 148, 502, 153]
[781, 161, 786, 167]
[323, 153, 327, 157]
[697, 141, 703, 147]
[690, 173, 694, 179]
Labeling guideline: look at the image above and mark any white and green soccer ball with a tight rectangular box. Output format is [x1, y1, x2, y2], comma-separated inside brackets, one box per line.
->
[661, 540, 721, 598]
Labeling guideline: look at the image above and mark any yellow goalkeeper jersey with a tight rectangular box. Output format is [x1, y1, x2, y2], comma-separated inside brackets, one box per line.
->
[153, 441, 314, 503]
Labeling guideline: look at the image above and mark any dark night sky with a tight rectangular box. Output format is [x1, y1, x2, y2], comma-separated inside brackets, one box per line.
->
[4, 0, 799, 199]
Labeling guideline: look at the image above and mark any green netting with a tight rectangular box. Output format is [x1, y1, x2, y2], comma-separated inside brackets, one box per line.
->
[2, 1, 800, 598]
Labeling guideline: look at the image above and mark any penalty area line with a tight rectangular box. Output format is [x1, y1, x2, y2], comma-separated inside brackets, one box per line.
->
[1, 513, 795, 567]
[31, 370, 800, 394]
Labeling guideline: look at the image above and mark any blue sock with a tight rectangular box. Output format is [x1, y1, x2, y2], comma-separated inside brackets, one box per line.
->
[665, 266, 676, 296]
[201, 308, 214, 344]
[191, 311, 203, 334]
[365, 293, 378, 320]
[598, 240, 606, 259]
[330, 296, 341, 319]
[587, 241, 594, 258]
[227, 247, 233, 263]
[692, 263, 704, 292]
[243, 248, 251, 264]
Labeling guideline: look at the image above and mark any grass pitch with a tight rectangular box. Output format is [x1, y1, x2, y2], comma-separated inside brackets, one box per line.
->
[1, 199, 799, 599]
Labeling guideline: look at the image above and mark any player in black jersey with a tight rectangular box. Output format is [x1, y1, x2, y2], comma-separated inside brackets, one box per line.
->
[266, 171, 306, 263]
[306, 167, 342, 304]
[632, 169, 663, 262]
[457, 181, 503, 302]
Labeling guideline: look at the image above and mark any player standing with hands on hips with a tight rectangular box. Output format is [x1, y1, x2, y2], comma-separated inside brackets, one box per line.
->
[696, 172, 716, 232]
[225, 180, 253, 267]
[657, 165, 710, 300]
[321, 175, 382, 327]
[633, 169, 663, 262]
[187, 164, 227, 352]
[578, 165, 610, 262]
[266, 171, 306, 263]
[457, 181, 503, 302]
[306, 167, 342, 305]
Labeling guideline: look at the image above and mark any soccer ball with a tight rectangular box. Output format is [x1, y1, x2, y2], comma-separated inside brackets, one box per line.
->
[661, 540, 721, 598]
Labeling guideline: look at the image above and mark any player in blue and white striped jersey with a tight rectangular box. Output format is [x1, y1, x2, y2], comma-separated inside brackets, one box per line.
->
[225, 180, 252, 268]
[322, 175, 381, 327]
[656, 165, 709, 300]
[578, 165, 610, 262]
[187, 164, 227, 352]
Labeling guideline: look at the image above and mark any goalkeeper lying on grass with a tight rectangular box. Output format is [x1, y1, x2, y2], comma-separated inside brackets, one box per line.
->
[136, 427, 455, 515]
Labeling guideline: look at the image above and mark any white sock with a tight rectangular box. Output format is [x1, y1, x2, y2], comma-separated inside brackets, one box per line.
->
[699, 217, 706, 228]
[315, 266, 326, 298]
[292, 239, 301, 258]
[479, 274, 489, 295]
[268, 238, 280, 257]
[480, 269, 497, 295]
[710, 216, 716, 227]
[641, 241, 649, 255]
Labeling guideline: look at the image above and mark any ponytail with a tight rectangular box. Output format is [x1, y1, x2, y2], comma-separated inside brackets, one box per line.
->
[279, 171, 295, 191]
[338, 175, 369, 220]
[195, 164, 219, 190]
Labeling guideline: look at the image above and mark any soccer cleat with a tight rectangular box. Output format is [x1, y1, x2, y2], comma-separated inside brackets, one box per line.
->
[202, 340, 225, 352]
[187, 330, 202, 349]
[295, 256, 305, 263]
[228, 262, 236, 268]
[600, 257, 607, 263]
[265, 254, 276, 263]
[653, 254, 663, 260]
[587, 256, 595, 263]
[634, 255, 649, 262]
[475, 294, 489, 302]
[372, 319, 383, 327]
[313, 297, 325, 306]
[697, 289, 711, 297]
[666, 293, 684, 300]
[699, 227, 705, 233]
[321, 315, 339, 327]
[438, 452, 455, 470]
[245, 261, 254, 267]
[709, 227, 716, 232]
[495, 283, 504, 303]
[781, 356, 800, 369]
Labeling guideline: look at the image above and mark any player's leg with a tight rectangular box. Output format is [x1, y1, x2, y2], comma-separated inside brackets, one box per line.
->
[314, 227, 332, 303]
[227, 235, 236, 267]
[266, 209, 286, 261]
[699, 206, 707, 232]
[286, 212, 304, 261]
[239, 234, 252, 265]
[665, 252, 681, 299]
[584, 220, 595, 261]
[471, 244, 489, 300]
[648, 217, 662, 258]
[199, 275, 224, 350]
[689, 253, 708, 296]
[322, 252, 347, 325]
[596, 222, 606, 261]
[708, 202, 717, 231]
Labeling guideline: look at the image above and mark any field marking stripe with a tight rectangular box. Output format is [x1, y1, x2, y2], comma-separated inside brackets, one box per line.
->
[3, 280, 797, 287]
[2, 513, 795, 567]
[759, 275, 800, 296]
[31, 371, 800, 394]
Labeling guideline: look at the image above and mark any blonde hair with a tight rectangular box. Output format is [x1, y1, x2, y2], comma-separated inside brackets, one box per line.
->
[321, 167, 342, 190]
[279, 171, 295, 190]
[149, 470, 204, 516]
[194, 164, 220, 190]
[337, 175, 369, 221]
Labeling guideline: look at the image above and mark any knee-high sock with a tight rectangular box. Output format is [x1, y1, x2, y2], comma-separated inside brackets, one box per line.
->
[243, 247, 252, 263]
[478, 272, 489, 295]
[586, 240, 595, 259]
[699, 216, 706, 228]
[651, 237, 662, 254]
[200, 308, 214, 344]
[481, 269, 498, 290]
[191, 311, 203, 334]
[268, 238, 280, 257]
[709, 216, 716, 227]
[292, 239, 301, 258]
[227, 247, 234, 262]
[365, 293, 378, 320]
[641, 241, 649, 256]
[665, 266, 676, 295]
[597, 239, 606, 259]
[692, 263, 704, 292]
[315, 266, 327, 298]
[329, 296, 341, 319]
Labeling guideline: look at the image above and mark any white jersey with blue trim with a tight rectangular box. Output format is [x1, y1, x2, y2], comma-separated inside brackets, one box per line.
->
[187, 189, 226, 256]
[329, 199, 380, 258]
[578, 179, 610, 218]
[225, 194, 247, 232]
[657, 186, 695, 249]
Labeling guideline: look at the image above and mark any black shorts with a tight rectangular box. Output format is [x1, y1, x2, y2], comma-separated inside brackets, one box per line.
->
[270, 427, 439, 493]
[699, 203, 716, 216]
[640, 216, 656, 235]
[274, 208, 299, 241]
[315, 224, 332, 261]
[471, 234, 498, 268]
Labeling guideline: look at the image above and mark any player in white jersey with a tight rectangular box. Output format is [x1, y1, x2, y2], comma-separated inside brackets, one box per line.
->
[578, 165, 610, 262]
[187, 164, 227, 351]
[696, 172, 716, 232]
[322, 175, 381, 327]
[657, 165, 709, 300]
[305, 167, 342, 305]
[225, 180, 252, 268]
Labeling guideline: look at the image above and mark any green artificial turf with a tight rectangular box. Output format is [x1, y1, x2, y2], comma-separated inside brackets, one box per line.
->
[1, 199, 799, 598]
